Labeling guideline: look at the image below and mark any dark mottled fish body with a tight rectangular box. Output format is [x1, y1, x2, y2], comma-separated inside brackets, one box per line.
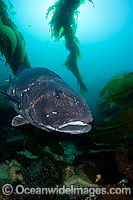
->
[1, 67, 93, 134]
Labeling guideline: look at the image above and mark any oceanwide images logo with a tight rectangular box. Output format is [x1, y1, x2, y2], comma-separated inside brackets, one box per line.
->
[1, 184, 132, 196]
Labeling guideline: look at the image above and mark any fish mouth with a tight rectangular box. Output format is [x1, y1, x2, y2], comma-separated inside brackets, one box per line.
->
[46, 120, 92, 134]
[59, 120, 89, 128]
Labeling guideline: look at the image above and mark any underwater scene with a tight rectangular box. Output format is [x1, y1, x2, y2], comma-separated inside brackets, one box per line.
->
[0, 0, 133, 199]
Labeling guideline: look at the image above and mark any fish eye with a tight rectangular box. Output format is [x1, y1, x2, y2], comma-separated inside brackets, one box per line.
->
[53, 90, 64, 99]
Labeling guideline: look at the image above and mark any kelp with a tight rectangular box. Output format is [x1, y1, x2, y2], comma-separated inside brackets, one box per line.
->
[0, 17, 17, 56]
[99, 72, 133, 124]
[46, 0, 94, 92]
[100, 73, 133, 104]
[0, 0, 31, 74]
[92, 72, 133, 145]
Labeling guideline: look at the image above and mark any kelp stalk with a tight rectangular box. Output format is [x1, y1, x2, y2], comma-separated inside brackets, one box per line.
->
[47, 0, 94, 92]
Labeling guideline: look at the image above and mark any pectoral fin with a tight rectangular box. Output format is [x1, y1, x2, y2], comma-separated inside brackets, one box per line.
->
[12, 115, 29, 126]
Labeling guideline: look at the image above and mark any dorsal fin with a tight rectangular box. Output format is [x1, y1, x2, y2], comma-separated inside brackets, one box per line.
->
[16, 64, 26, 75]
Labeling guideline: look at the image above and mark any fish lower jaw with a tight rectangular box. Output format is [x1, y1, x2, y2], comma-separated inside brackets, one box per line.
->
[45, 121, 91, 134]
